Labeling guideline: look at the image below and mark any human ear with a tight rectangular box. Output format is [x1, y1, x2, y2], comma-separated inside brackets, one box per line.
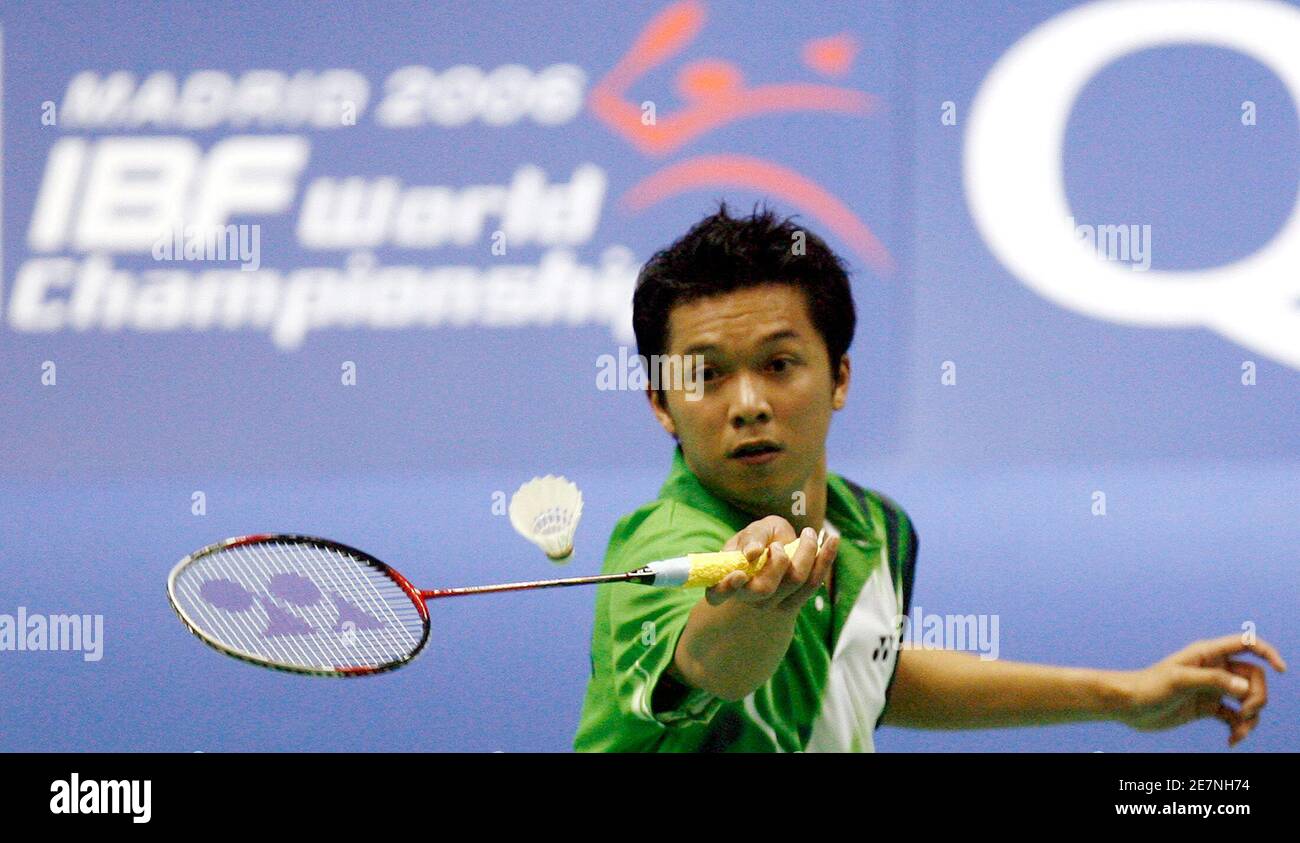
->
[647, 386, 678, 437]
[831, 355, 850, 410]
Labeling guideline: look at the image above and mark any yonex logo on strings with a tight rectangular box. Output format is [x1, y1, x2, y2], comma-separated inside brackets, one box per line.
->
[198, 573, 385, 640]
[169, 536, 434, 676]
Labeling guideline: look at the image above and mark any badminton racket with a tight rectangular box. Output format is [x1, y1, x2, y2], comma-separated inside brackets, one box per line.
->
[166, 532, 816, 677]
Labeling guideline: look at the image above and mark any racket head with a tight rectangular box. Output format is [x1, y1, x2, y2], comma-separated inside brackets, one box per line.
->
[167, 534, 430, 677]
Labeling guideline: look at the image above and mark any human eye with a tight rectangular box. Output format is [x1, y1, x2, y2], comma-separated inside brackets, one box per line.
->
[684, 356, 720, 386]
[767, 354, 798, 374]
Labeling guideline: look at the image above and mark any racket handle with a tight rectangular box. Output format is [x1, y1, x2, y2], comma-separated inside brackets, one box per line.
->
[645, 536, 811, 588]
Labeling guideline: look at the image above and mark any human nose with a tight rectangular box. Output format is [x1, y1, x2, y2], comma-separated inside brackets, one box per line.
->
[729, 372, 772, 428]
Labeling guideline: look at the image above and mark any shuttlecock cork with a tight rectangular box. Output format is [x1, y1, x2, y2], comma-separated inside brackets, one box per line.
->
[509, 475, 584, 561]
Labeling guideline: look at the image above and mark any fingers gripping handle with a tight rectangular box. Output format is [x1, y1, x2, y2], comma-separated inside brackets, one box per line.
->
[644, 536, 812, 588]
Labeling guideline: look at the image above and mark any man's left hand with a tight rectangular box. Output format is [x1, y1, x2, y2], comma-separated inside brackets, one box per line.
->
[1112, 634, 1287, 747]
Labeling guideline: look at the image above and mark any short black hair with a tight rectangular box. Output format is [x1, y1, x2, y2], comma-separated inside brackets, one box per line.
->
[632, 201, 856, 378]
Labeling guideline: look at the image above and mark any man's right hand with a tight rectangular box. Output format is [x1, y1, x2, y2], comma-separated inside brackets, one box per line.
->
[704, 515, 839, 613]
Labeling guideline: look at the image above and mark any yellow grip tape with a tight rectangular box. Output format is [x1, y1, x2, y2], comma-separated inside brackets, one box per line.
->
[682, 537, 807, 589]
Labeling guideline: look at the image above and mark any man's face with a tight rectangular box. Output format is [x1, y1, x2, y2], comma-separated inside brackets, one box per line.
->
[648, 283, 850, 516]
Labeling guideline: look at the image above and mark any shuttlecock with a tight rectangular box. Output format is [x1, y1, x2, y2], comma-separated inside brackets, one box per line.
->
[509, 475, 583, 561]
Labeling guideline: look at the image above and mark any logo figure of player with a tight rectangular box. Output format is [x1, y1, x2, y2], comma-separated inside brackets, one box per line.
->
[591, 0, 894, 274]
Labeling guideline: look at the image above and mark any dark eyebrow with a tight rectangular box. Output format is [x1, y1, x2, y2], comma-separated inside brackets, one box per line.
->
[681, 330, 801, 357]
[757, 329, 800, 346]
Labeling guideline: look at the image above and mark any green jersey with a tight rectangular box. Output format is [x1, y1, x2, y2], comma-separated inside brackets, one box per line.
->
[573, 447, 918, 752]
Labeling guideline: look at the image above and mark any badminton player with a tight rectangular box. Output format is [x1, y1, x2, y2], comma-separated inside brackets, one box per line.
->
[573, 203, 1286, 752]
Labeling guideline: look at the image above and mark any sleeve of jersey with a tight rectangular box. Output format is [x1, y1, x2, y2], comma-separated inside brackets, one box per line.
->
[605, 510, 732, 732]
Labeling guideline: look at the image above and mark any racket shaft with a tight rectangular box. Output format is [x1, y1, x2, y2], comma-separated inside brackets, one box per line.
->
[422, 535, 816, 598]
[421, 570, 649, 599]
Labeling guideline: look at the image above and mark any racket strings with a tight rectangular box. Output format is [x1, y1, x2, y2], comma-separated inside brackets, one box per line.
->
[171, 539, 427, 673]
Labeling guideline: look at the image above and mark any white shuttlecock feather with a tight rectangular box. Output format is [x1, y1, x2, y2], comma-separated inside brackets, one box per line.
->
[509, 475, 583, 561]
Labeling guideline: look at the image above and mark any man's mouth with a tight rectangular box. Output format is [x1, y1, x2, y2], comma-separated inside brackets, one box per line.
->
[728, 441, 783, 465]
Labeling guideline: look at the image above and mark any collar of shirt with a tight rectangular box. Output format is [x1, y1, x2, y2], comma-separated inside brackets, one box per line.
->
[656, 445, 880, 550]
